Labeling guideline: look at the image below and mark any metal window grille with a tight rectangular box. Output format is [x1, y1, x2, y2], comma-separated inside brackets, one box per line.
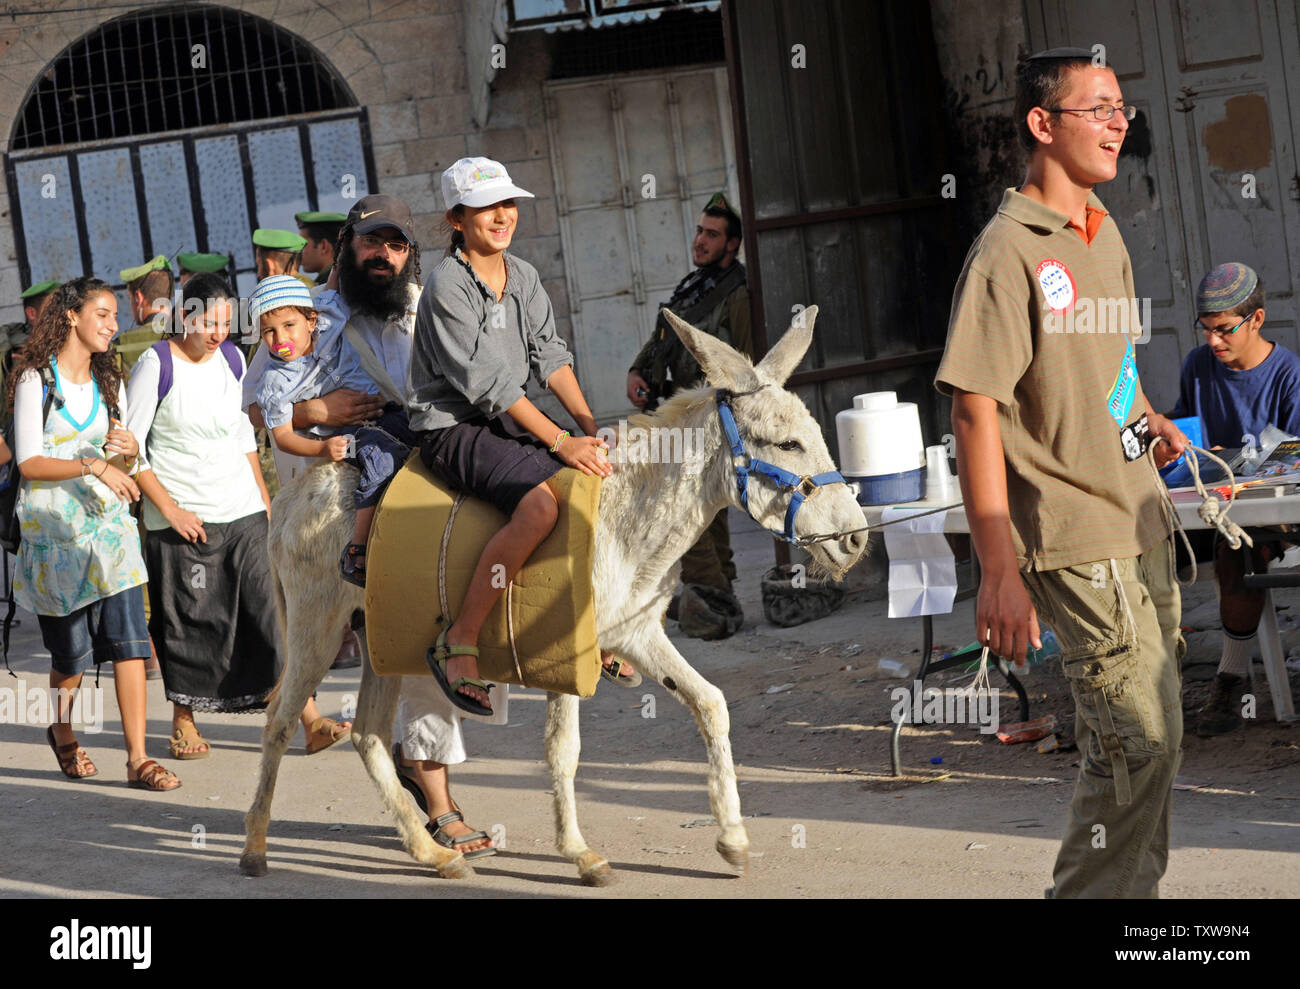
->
[12, 2, 352, 151]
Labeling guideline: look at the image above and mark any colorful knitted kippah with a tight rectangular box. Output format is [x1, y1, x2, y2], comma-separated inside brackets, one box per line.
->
[1196, 262, 1259, 314]
[248, 275, 314, 321]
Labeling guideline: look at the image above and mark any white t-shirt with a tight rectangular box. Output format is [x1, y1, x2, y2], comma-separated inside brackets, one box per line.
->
[14, 370, 126, 465]
[125, 343, 264, 530]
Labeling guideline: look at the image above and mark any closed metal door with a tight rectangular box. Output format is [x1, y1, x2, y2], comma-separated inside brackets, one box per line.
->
[543, 65, 739, 422]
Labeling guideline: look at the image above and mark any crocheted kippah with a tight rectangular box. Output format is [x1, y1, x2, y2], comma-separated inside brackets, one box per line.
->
[1196, 262, 1259, 314]
[248, 275, 314, 321]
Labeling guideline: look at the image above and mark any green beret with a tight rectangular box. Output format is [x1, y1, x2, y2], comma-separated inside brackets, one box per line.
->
[21, 279, 60, 299]
[120, 254, 172, 284]
[253, 228, 307, 252]
[177, 252, 231, 273]
[295, 211, 347, 226]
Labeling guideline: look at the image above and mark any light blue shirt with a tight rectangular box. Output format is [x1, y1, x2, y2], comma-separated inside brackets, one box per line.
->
[255, 327, 376, 435]
[243, 285, 420, 421]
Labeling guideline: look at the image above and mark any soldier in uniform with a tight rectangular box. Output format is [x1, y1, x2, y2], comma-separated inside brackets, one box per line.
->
[626, 192, 752, 639]
[177, 251, 233, 288]
[253, 228, 314, 290]
[115, 254, 174, 372]
[0, 279, 60, 401]
[295, 211, 347, 286]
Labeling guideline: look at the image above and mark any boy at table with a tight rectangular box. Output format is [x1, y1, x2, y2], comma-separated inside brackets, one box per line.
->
[937, 48, 1189, 898]
[1168, 263, 1300, 736]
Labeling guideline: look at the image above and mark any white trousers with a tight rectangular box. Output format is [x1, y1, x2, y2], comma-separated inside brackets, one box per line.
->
[394, 677, 508, 764]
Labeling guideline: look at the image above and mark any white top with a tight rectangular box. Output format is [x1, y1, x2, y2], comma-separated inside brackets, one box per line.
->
[15, 370, 127, 465]
[125, 343, 264, 530]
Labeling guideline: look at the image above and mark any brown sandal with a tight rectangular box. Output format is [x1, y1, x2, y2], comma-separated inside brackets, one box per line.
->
[169, 724, 211, 760]
[47, 726, 97, 779]
[126, 759, 182, 791]
[306, 717, 352, 755]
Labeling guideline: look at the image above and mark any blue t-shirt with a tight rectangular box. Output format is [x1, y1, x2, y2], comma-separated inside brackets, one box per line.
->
[1170, 342, 1300, 448]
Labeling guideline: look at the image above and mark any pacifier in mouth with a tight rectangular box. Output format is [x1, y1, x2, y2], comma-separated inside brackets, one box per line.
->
[273, 342, 295, 359]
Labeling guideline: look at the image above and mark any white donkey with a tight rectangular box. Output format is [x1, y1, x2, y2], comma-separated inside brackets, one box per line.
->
[240, 306, 867, 884]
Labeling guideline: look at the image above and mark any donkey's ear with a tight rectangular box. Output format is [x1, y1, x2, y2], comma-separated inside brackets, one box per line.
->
[755, 305, 817, 385]
[662, 309, 759, 392]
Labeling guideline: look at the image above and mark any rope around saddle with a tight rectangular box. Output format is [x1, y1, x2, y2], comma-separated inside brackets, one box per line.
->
[435, 491, 525, 681]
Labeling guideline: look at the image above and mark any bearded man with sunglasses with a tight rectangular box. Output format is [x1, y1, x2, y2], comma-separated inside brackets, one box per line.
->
[1169, 263, 1300, 736]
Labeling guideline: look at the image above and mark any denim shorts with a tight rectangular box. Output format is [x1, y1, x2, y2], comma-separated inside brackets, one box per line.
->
[38, 583, 151, 676]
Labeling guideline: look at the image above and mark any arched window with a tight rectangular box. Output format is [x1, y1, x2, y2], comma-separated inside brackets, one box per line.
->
[6, 4, 375, 300]
[12, 2, 354, 150]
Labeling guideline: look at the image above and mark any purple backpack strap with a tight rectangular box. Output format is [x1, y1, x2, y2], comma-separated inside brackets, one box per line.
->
[219, 339, 244, 381]
[154, 339, 243, 404]
[152, 340, 173, 404]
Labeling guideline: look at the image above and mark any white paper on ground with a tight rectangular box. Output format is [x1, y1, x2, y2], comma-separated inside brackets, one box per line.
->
[882, 506, 956, 618]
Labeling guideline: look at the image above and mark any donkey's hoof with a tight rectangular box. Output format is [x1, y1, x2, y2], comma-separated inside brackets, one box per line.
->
[436, 853, 474, 880]
[716, 837, 749, 874]
[239, 852, 268, 877]
[576, 850, 616, 886]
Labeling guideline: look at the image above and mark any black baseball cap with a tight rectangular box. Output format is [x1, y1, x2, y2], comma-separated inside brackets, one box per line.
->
[348, 195, 415, 242]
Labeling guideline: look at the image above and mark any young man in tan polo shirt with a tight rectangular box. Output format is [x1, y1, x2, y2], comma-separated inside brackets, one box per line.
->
[936, 48, 1190, 898]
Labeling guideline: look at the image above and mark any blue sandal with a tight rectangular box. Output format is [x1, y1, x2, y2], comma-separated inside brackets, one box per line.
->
[426, 626, 494, 717]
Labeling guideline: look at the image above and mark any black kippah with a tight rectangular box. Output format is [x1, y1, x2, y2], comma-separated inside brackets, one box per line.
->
[1026, 46, 1095, 60]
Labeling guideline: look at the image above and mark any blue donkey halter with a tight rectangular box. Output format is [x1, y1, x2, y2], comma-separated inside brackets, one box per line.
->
[715, 390, 846, 546]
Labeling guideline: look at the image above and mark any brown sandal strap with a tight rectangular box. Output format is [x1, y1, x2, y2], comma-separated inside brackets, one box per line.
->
[130, 759, 179, 788]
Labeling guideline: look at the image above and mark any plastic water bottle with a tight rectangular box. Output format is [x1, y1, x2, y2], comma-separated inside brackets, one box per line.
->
[877, 657, 909, 678]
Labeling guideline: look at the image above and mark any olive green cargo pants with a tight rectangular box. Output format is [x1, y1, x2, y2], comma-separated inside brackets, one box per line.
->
[1022, 538, 1184, 899]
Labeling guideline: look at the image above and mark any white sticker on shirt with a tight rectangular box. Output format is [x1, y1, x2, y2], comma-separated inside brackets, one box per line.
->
[1035, 258, 1076, 313]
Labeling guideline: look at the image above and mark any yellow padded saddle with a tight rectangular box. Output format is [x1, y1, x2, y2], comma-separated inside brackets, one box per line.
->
[364, 456, 603, 697]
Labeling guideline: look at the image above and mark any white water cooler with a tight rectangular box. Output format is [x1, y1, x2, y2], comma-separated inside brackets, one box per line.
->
[835, 392, 926, 505]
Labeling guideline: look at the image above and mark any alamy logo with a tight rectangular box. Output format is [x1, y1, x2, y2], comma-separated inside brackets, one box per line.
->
[1043, 296, 1152, 344]
[0, 683, 103, 732]
[596, 421, 707, 473]
[50, 920, 151, 969]
[889, 683, 1001, 734]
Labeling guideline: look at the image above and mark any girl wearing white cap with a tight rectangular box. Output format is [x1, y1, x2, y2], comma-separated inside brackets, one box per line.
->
[407, 157, 631, 717]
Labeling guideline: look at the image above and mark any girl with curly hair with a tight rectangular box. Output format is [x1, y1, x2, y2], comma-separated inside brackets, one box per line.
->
[8, 276, 179, 791]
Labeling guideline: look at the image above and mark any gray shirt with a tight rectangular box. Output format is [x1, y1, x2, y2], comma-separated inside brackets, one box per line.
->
[407, 249, 573, 432]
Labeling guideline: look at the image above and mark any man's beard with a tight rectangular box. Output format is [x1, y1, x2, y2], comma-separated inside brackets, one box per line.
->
[338, 240, 414, 317]
[694, 245, 726, 269]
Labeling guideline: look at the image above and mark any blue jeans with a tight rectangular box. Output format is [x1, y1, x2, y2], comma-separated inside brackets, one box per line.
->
[38, 583, 150, 676]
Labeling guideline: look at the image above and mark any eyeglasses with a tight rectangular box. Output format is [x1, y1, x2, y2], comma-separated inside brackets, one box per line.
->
[357, 233, 410, 255]
[1045, 103, 1138, 121]
[1195, 313, 1252, 338]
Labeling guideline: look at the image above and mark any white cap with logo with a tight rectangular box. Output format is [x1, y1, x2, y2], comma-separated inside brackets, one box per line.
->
[441, 156, 535, 210]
